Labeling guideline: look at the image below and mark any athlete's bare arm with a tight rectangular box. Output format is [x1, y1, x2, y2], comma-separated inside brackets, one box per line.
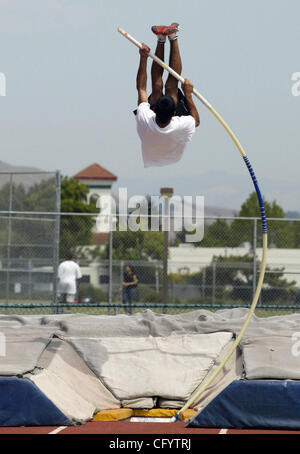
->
[136, 43, 150, 105]
[182, 79, 200, 127]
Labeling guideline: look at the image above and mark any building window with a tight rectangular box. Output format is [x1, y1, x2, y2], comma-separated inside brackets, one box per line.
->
[81, 275, 90, 284]
[99, 275, 109, 284]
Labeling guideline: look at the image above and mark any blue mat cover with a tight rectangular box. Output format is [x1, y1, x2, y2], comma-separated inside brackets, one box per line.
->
[188, 380, 300, 430]
[0, 377, 71, 427]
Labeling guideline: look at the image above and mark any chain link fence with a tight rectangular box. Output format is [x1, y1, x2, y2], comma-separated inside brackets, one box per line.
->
[0, 171, 60, 313]
[104, 215, 300, 317]
[0, 184, 300, 316]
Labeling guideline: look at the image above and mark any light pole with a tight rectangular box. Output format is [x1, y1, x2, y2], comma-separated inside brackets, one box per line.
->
[160, 187, 173, 311]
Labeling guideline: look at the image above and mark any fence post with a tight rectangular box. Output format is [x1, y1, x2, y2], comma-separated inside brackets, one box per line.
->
[252, 218, 257, 302]
[108, 219, 113, 314]
[160, 188, 173, 314]
[117, 259, 124, 316]
[53, 170, 61, 314]
[155, 267, 159, 293]
[162, 211, 169, 312]
[212, 261, 216, 305]
[28, 262, 32, 300]
[120, 260, 124, 286]
[5, 174, 13, 310]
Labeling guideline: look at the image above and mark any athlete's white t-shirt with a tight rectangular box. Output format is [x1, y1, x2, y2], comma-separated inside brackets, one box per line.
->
[58, 260, 82, 294]
[136, 102, 196, 168]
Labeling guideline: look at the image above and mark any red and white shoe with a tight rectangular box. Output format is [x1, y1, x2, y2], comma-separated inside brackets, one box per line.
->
[151, 22, 179, 36]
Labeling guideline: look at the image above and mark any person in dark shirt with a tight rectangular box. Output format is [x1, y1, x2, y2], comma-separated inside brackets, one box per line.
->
[121, 265, 138, 315]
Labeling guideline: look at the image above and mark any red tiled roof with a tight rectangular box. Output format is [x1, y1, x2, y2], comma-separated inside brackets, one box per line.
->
[92, 233, 110, 246]
[74, 163, 117, 181]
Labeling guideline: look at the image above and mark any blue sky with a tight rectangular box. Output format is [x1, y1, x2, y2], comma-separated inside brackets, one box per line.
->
[0, 0, 299, 209]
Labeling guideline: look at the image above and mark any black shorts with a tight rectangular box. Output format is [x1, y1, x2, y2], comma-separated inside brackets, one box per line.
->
[133, 89, 190, 117]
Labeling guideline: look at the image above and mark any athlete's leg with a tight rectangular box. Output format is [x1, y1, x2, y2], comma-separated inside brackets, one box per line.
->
[165, 37, 182, 106]
[149, 41, 165, 106]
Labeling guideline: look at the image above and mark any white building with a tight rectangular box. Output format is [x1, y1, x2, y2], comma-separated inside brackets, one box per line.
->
[74, 162, 117, 204]
[169, 245, 300, 286]
[74, 162, 117, 244]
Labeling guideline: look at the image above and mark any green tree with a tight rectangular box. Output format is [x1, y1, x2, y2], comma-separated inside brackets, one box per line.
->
[102, 229, 164, 261]
[60, 177, 98, 258]
[199, 219, 234, 247]
[20, 178, 58, 256]
[293, 222, 300, 248]
[99, 228, 164, 289]
[0, 177, 99, 259]
[180, 254, 296, 303]
[0, 178, 58, 258]
[230, 192, 294, 248]
[0, 177, 57, 212]
[175, 220, 233, 247]
[26, 178, 57, 212]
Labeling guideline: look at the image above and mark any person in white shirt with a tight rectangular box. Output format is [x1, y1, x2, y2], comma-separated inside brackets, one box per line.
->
[135, 22, 200, 168]
[57, 252, 82, 310]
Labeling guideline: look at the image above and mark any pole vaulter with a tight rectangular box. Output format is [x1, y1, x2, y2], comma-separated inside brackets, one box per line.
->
[118, 26, 268, 422]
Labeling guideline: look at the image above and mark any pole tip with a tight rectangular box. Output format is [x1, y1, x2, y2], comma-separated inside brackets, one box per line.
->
[170, 414, 179, 423]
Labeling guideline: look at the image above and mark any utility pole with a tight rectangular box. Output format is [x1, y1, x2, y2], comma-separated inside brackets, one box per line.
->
[160, 187, 173, 312]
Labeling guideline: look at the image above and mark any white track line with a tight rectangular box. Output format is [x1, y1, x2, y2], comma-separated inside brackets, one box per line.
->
[218, 428, 228, 434]
[130, 417, 173, 423]
[48, 426, 67, 435]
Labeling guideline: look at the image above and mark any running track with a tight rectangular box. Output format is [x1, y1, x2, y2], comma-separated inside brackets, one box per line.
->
[1, 422, 300, 435]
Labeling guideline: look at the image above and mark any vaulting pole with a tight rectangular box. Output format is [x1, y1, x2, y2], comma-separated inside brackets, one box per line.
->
[118, 27, 268, 421]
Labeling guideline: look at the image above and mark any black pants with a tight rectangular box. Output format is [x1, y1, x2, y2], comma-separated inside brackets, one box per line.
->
[122, 286, 136, 315]
[133, 89, 190, 116]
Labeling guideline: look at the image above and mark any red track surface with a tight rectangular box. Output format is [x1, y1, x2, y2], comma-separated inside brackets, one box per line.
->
[1, 421, 300, 435]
